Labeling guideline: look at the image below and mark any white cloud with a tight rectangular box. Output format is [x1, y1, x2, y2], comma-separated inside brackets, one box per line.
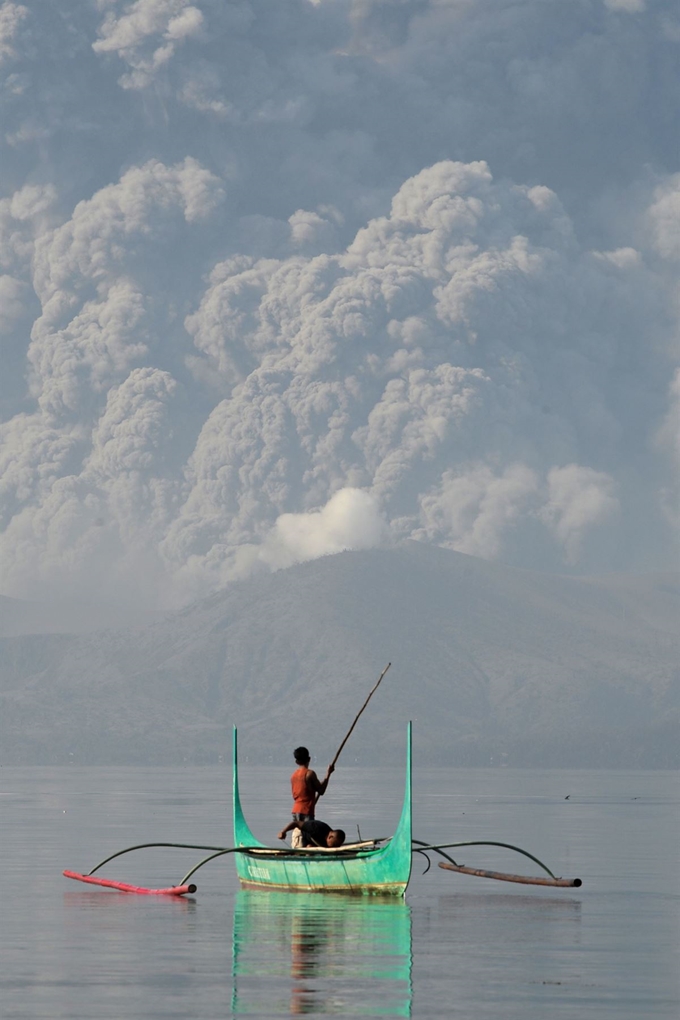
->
[155, 158, 671, 598]
[654, 369, 680, 531]
[0, 2, 28, 67]
[647, 174, 680, 261]
[603, 0, 646, 12]
[260, 487, 388, 569]
[591, 247, 642, 269]
[93, 0, 204, 89]
[0, 413, 84, 517]
[0, 2, 678, 606]
[32, 157, 223, 304]
[0, 273, 25, 333]
[25, 158, 223, 418]
[0, 367, 180, 605]
[0, 184, 57, 276]
[87, 366, 178, 478]
[289, 205, 343, 254]
[3, 154, 676, 604]
[415, 463, 540, 560]
[28, 280, 150, 417]
[539, 465, 620, 563]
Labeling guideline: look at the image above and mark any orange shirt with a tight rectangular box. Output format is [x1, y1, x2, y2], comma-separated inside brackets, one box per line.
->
[291, 766, 316, 816]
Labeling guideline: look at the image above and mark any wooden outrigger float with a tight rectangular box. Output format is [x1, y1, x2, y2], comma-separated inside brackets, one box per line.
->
[232, 724, 412, 895]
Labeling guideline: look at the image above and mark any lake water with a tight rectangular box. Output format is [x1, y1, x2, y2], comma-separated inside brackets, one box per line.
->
[1, 765, 678, 1018]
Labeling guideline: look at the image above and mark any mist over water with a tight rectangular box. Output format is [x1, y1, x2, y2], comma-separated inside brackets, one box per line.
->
[2, 765, 678, 1018]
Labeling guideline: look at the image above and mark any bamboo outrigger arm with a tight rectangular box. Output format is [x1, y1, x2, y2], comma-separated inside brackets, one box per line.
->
[179, 848, 236, 886]
[77, 842, 231, 877]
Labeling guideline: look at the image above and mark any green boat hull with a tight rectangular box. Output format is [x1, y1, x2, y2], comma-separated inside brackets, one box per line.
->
[232, 724, 412, 895]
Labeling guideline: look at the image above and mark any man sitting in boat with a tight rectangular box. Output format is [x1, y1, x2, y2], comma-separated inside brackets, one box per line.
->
[278, 817, 346, 848]
[280, 745, 335, 848]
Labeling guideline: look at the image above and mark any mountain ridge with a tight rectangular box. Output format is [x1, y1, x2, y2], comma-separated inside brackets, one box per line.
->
[1, 544, 677, 767]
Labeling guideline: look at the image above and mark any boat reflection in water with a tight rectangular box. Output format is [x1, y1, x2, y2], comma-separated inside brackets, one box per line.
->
[231, 890, 412, 1016]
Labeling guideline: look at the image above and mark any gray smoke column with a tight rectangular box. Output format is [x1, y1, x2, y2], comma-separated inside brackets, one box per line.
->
[0, 1, 678, 608]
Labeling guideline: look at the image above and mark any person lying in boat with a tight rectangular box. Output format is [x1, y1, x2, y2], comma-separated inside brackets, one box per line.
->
[283, 745, 334, 846]
[278, 817, 346, 848]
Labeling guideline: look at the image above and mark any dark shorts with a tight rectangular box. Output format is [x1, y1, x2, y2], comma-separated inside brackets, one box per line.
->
[292, 812, 313, 824]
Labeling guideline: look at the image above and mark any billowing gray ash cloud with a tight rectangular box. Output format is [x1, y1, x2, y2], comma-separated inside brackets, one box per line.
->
[0, 0, 678, 608]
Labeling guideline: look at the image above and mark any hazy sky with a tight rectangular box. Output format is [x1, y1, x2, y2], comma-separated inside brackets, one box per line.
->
[1, 0, 678, 609]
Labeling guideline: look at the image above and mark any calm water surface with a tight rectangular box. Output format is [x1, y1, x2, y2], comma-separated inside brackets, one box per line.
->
[1, 765, 678, 1018]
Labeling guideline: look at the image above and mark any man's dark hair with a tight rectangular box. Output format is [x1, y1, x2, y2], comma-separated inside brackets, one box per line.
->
[333, 829, 346, 843]
[294, 746, 310, 764]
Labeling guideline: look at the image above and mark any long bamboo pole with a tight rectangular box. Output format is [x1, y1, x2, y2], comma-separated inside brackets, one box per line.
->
[316, 662, 391, 802]
[330, 662, 391, 770]
[438, 861, 582, 887]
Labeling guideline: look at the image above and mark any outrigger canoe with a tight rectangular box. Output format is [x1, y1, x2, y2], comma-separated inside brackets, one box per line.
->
[232, 724, 413, 895]
[63, 719, 580, 895]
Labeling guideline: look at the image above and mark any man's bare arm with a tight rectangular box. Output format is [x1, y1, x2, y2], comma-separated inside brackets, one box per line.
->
[308, 763, 335, 798]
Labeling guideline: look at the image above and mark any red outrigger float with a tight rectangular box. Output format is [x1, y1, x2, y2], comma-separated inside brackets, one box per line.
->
[62, 869, 196, 896]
